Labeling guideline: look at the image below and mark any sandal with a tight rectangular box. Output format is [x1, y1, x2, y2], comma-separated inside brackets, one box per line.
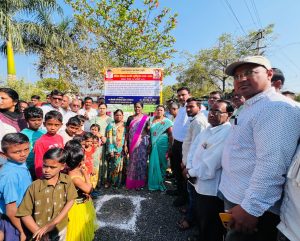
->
[176, 218, 191, 231]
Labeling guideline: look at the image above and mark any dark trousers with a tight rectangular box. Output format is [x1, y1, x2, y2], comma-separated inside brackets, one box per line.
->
[195, 193, 225, 241]
[224, 206, 280, 241]
[170, 140, 187, 199]
[277, 231, 290, 241]
[186, 182, 196, 223]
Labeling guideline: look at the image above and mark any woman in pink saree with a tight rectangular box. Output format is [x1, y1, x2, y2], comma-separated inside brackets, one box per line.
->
[125, 102, 150, 190]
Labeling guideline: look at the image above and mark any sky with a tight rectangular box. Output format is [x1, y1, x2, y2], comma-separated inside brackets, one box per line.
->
[1, 0, 300, 92]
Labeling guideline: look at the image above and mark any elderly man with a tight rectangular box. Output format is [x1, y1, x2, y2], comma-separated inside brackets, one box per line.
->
[61, 94, 76, 127]
[184, 99, 233, 241]
[70, 99, 81, 114]
[219, 56, 300, 241]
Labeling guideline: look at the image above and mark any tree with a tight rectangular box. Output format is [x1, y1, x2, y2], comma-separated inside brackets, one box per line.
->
[0, 0, 62, 78]
[35, 78, 79, 94]
[177, 25, 274, 94]
[66, 0, 177, 73]
[5, 78, 45, 101]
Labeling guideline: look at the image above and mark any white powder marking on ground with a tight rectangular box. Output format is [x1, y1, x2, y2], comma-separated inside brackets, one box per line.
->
[95, 194, 147, 233]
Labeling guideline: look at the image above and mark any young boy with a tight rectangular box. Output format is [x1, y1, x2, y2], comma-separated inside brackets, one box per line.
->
[34, 110, 64, 179]
[16, 148, 77, 241]
[75, 115, 86, 136]
[0, 133, 32, 241]
[58, 116, 81, 144]
[21, 106, 46, 179]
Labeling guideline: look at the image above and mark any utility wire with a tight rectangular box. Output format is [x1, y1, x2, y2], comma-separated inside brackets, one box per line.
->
[223, 0, 247, 35]
[243, 0, 258, 28]
[250, 0, 262, 28]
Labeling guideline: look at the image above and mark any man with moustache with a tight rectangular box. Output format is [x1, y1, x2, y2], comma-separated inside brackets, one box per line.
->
[219, 56, 300, 241]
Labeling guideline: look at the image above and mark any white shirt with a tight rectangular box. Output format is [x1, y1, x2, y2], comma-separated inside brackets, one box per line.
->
[78, 108, 98, 131]
[219, 88, 300, 217]
[172, 104, 190, 142]
[187, 122, 231, 196]
[277, 144, 300, 241]
[78, 108, 98, 120]
[40, 104, 63, 117]
[61, 109, 76, 126]
[182, 111, 208, 165]
[58, 129, 74, 145]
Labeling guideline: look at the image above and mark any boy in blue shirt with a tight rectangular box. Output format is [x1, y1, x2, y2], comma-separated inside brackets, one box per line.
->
[0, 133, 32, 241]
[21, 107, 46, 179]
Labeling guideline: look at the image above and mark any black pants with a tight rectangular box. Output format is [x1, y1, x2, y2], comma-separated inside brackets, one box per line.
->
[225, 210, 280, 241]
[195, 193, 225, 241]
[170, 140, 187, 199]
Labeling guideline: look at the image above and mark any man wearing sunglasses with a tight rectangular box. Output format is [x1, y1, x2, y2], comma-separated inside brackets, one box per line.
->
[219, 56, 300, 241]
[41, 90, 64, 118]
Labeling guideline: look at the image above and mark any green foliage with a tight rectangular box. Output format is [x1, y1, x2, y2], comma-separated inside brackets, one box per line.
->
[177, 25, 275, 94]
[66, 0, 177, 74]
[5, 79, 45, 101]
[35, 78, 79, 94]
[0, 0, 62, 53]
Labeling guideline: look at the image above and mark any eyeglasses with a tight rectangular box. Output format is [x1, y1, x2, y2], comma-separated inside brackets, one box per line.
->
[72, 105, 80, 107]
[209, 110, 227, 116]
[233, 69, 262, 81]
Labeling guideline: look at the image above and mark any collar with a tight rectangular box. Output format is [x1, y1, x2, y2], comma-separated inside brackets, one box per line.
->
[6, 160, 28, 168]
[244, 87, 275, 107]
[209, 122, 231, 134]
[190, 111, 204, 122]
[39, 173, 68, 191]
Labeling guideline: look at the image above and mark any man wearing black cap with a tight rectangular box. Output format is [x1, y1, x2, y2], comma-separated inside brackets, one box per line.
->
[271, 67, 285, 92]
[219, 56, 300, 241]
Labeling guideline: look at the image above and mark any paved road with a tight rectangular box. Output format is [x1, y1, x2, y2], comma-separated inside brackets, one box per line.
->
[93, 184, 194, 241]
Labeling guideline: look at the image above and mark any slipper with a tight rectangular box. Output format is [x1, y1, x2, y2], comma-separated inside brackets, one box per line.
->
[176, 219, 190, 231]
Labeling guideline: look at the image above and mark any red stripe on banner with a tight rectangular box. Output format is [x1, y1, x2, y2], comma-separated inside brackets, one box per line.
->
[105, 74, 161, 81]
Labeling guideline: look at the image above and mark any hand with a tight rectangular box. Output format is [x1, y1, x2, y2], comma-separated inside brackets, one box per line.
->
[84, 112, 89, 120]
[33, 222, 56, 241]
[123, 146, 128, 155]
[110, 152, 114, 158]
[182, 168, 188, 180]
[180, 161, 185, 169]
[20, 232, 26, 241]
[100, 136, 107, 143]
[228, 205, 258, 233]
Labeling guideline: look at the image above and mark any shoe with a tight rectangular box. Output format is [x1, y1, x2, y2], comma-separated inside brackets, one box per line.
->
[173, 197, 187, 207]
[166, 189, 179, 196]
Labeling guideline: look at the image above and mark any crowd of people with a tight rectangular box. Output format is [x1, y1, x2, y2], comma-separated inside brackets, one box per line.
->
[0, 55, 300, 241]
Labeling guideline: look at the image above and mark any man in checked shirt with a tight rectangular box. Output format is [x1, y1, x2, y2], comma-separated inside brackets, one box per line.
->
[218, 55, 300, 241]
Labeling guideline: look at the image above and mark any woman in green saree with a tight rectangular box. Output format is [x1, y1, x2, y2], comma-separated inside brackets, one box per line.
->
[148, 105, 173, 191]
[106, 109, 126, 187]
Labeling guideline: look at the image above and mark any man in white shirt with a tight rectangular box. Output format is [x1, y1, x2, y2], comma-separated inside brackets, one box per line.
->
[219, 56, 300, 241]
[61, 94, 76, 127]
[167, 87, 191, 207]
[201, 91, 222, 117]
[70, 99, 81, 114]
[183, 100, 233, 241]
[40, 90, 64, 116]
[78, 97, 98, 131]
[178, 97, 208, 229]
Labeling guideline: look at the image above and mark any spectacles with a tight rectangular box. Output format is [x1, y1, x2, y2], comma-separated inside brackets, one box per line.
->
[209, 110, 227, 116]
[233, 69, 261, 81]
[72, 105, 80, 107]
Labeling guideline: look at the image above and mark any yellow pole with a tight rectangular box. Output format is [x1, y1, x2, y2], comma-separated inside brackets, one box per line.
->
[7, 40, 16, 80]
